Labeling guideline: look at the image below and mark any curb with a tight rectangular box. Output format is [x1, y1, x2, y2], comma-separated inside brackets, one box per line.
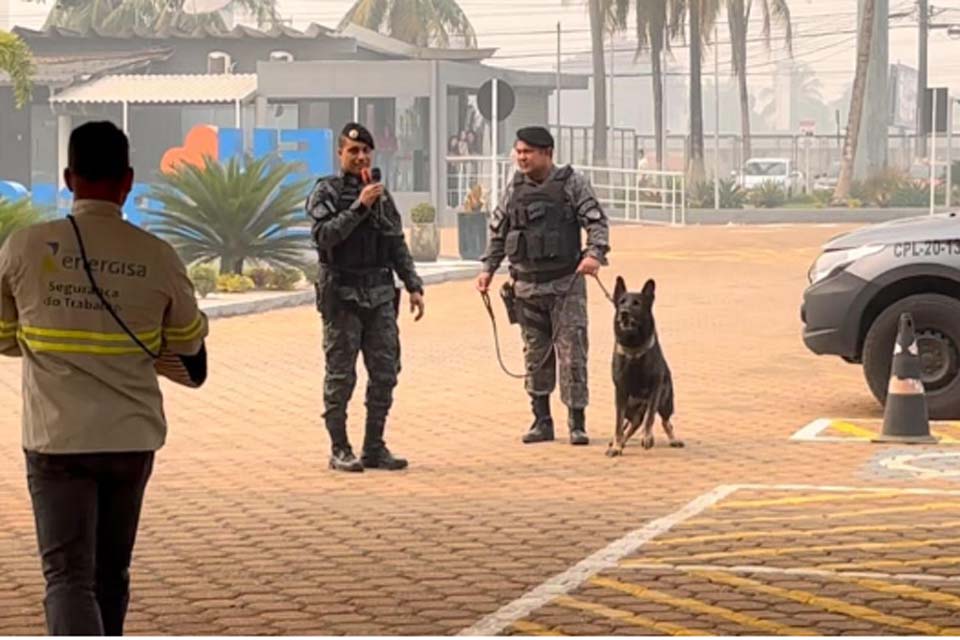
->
[202, 263, 484, 320]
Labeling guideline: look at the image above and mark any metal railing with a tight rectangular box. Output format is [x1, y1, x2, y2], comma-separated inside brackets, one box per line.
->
[445, 156, 686, 225]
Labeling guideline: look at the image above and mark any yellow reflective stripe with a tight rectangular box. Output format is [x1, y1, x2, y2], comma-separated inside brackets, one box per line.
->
[0, 328, 16, 340]
[164, 314, 204, 342]
[0, 319, 17, 330]
[20, 325, 161, 343]
[18, 332, 161, 356]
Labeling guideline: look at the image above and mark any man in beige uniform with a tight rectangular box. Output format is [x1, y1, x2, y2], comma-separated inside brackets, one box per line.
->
[0, 121, 208, 635]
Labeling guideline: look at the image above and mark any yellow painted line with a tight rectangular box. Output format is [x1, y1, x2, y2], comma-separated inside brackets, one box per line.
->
[717, 491, 902, 509]
[828, 421, 878, 438]
[510, 621, 564, 636]
[651, 519, 960, 546]
[554, 596, 705, 636]
[827, 420, 960, 444]
[627, 536, 960, 564]
[692, 570, 960, 635]
[836, 576, 960, 611]
[821, 555, 960, 572]
[589, 576, 817, 636]
[687, 500, 960, 526]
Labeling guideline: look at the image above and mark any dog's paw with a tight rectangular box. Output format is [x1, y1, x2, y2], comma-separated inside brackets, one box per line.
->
[605, 446, 622, 457]
[641, 435, 655, 450]
[670, 439, 685, 448]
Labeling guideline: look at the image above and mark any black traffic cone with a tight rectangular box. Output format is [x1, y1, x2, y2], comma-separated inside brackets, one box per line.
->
[873, 312, 939, 444]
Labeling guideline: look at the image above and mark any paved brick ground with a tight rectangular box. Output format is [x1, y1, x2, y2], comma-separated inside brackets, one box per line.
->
[2, 223, 958, 635]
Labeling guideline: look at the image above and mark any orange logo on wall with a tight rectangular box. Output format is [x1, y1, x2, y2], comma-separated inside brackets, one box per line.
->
[160, 124, 219, 174]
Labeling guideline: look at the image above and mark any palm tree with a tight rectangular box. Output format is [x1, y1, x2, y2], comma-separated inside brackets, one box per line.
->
[833, 0, 876, 202]
[338, 0, 477, 48]
[677, 0, 720, 183]
[38, 0, 278, 35]
[0, 197, 45, 247]
[727, 0, 792, 159]
[0, 30, 34, 109]
[146, 155, 311, 275]
[587, 0, 609, 165]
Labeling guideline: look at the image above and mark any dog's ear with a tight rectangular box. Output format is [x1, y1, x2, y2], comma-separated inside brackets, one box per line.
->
[642, 279, 656, 298]
[614, 276, 627, 303]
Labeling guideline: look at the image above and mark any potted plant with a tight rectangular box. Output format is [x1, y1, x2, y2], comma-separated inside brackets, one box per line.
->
[457, 183, 489, 261]
[409, 202, 439, 262]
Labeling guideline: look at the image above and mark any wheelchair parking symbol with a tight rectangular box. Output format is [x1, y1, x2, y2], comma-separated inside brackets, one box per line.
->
[875, 451, 960, 480]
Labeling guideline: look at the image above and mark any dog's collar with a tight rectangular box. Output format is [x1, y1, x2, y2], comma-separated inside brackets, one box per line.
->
[615, 334, 656, 359]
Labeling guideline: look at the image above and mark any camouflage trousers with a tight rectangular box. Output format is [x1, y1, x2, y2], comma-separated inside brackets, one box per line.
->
[322, 298, 400, 451]
[518, 279, 589, 409]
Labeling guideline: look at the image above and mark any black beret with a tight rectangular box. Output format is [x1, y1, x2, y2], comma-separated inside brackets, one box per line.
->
[341, 122, 375, 150]
[516, 126, 554, 149]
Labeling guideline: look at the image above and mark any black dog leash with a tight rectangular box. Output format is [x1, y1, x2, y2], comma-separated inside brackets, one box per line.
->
[480, 272, 615, 379]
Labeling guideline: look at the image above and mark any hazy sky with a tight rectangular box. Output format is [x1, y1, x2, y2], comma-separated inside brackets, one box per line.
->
[9, 0, 960, 100]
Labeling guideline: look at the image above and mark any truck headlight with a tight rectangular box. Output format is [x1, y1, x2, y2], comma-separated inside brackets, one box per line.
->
[808, 244, 885, 284]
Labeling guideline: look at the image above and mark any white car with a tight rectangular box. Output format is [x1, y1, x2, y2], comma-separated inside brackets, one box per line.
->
[735, 157, 804, 195]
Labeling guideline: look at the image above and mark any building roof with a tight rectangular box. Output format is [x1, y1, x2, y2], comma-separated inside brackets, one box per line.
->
[336, 24, 495, 62]
[0, 48, 173, 88]
[13, 22, 338, 41]
[49, 73, 257, 104]
[13, 21, 497, 62]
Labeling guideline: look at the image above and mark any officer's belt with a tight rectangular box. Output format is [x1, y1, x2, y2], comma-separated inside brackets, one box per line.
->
[510, 263, 578, 284]
[331, 267, 394, 287]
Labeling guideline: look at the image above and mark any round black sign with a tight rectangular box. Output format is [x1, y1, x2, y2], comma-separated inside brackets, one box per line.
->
[477, 79, 516, 122]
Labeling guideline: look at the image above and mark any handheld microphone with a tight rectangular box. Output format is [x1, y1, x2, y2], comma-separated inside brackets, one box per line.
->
[361, 167, 383, 184]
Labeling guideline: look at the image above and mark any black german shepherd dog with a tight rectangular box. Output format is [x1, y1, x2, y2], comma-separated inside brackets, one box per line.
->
[606, 276, 684, 456]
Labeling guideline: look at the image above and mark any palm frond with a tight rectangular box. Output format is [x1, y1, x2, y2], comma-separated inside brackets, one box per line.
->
[146, 155, 311, 274]
[0, 31, 35, 108]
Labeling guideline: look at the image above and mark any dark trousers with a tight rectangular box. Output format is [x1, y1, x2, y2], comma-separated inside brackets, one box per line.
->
[322, 299, 400, 452]
[25, 450, 154, 636]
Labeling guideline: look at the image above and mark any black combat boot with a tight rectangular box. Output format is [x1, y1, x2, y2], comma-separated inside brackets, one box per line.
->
[329, 444, 364, 472]
[568, 408, 589, 445]
[361, 418, 408, 470]
[522, 394, 555, 444]
[327, 420, 363, 472]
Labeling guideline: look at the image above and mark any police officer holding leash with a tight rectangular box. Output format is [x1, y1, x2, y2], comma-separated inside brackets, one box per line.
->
[307, 123, 425, 473]
[476, 126, 610, 445]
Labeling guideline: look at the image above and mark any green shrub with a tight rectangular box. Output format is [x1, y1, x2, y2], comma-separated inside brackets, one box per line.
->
[718, 179, 746, 209]
[686, 181, 714, 209]
[686, 178, 745, 209]
[410, 203, 436, 224]
[245, 266, 273, 289]
[891, 180, 929, 207]
[786, 192, 817, 207]
[216, 273, 255, 293]
[812, 189, 833, 207]
[748, 181, 786, 208]
[862, 169, 908, 208]
[268, 266, 302, 291]
[189, 264, 217, 299]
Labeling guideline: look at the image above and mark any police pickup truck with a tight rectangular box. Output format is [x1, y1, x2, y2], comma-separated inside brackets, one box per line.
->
[801, 213, 960, 418]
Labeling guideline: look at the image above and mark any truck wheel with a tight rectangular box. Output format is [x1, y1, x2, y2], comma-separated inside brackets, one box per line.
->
[862, 294, 960, 419]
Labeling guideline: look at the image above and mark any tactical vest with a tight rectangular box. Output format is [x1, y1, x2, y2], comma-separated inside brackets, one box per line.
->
[318, 175, 393, 273]
[504, 165, 581, 281]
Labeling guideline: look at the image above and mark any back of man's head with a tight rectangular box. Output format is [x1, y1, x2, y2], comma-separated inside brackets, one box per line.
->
[66, 121, 133, 204]
[69, 121, 129, 182]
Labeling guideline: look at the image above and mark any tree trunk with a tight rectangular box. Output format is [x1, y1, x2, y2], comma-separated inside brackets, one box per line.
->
[651, 34, 665, 172]
[588, 0, 608, 165]
[688, 0, 706, 183]
[833, 0, 876, 203]
[729, 1, 752, 160]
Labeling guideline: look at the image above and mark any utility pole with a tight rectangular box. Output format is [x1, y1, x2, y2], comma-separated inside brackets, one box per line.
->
[918, 0, 929, 158]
